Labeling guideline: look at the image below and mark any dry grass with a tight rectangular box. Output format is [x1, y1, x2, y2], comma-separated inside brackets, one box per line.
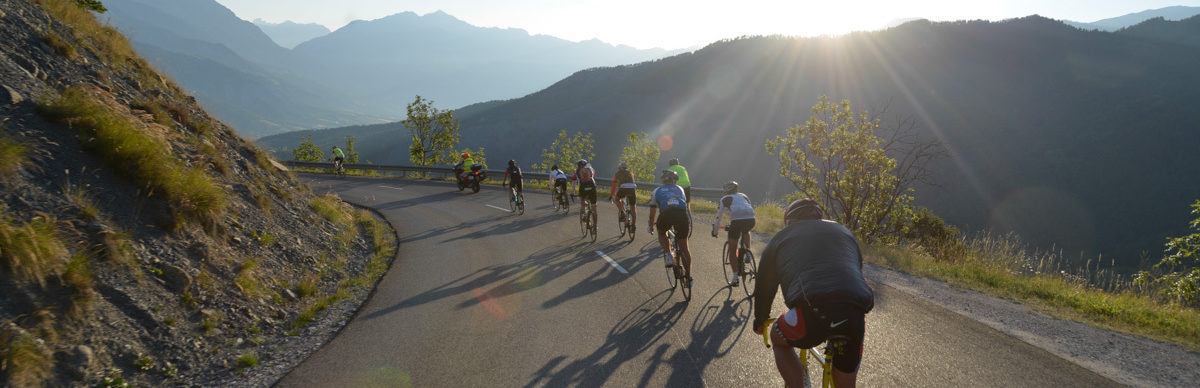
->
[38, 87, 227, 229]
[0, 136, 27, 179]
[41, 31, 76, 59]
[0, 214, 68, 288]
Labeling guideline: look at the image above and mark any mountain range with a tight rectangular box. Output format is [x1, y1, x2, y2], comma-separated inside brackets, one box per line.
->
[1064, 5, 1200, 30]
[97, 0, 680, 138]
[253, 18, 330, 49]
[259, 14, 1200, 268]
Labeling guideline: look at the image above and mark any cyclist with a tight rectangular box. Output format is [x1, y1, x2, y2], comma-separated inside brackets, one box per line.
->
[609, 162, 637, 226]
[502, 160, 524, 202]
[549, 164, 569, 206]
[647, 170, 692, 286]
[666, 158, 692, 203]
[572, 159, 598, 227]
[753, 199, 874, 388]
[331, 146, 346, 166]
[710, 181, 755, 287]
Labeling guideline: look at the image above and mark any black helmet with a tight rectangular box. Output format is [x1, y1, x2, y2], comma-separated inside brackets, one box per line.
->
[661, 170, 678, 183]
[551, 164, 559, 170]
[669, 158, 679, 166]
[785, 198, 824, 221]
[577, 159, 588, 167]
[723, 181, 738, 194]
[508, 159, 516, 167]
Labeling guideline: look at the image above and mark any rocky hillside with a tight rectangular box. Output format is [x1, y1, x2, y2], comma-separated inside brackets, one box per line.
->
[0, 0, 394, 386]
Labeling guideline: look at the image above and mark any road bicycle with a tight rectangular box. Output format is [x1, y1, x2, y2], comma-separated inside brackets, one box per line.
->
[331, 158, 345, 177]
[552, 185, 569, 213]
[579, 200, 597, 242]
[760, 318, 849, 388]
[616, 197, 636, 241]
[721, 225, 757, 297]
[508, 186, 525, 215]
[663, 229, 691, 301]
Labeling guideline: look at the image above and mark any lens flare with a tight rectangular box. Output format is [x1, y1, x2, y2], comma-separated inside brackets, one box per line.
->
[657, 135, 674, 151]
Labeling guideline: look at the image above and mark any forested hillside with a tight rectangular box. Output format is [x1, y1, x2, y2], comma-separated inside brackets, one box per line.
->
[261, 15, 1200, 266]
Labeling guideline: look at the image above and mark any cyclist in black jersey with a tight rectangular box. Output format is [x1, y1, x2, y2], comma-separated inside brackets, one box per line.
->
[609, 162, 637, 225]
[753, 198, 874, 388]
[502, 159, 523, 199]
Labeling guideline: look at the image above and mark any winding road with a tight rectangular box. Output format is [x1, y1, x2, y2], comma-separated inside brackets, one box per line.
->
[276, 175, 1118, 387]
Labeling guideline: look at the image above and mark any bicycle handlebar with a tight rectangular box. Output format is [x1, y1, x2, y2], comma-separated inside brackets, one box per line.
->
[761, 318, 776, 348]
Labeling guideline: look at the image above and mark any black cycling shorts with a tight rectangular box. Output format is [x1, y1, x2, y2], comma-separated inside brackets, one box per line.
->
[508, 179, 523, 192]
[616, 188, 636, 205]
[578, 182, 597, 204]
[727, 219, 755, 238]
[656, 208, 689, 237]
[773, 303, 866, 374]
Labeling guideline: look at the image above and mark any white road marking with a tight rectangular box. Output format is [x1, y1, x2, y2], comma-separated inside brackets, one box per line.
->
[486, 204, 512, 212]
[380, 185, 404, 190]
[595, 251, 629, 275]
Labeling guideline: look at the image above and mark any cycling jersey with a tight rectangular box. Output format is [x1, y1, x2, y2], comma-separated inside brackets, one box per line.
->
[332, 148, 346, 158]
[504, 166, 522, 181]
[610, 168, 636, 199]
[573, 164, 595, 183]
[649, 184, 687, 211]
[667, 165, 691, 187]
[753, 219, 874, 332]
[549, 169, 568, 181]
[712, 193, 755, 236]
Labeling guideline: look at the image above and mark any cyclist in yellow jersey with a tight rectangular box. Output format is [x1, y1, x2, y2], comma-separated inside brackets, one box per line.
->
[667, 158, 692, 203]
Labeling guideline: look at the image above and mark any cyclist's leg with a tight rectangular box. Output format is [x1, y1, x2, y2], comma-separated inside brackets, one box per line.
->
[654, 215, 673, 266]
[769, 327, 810, 387]
[678, 236, 693, 278]
[726, 233, 741, 274]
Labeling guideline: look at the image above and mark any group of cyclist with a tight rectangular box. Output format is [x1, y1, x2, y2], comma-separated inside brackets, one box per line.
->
[446, 152, 873, 387]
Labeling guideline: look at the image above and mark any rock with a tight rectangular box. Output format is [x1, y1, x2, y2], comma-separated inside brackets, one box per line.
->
[0, 9, 6, 18]
[282, 288, 297, 301]
[2, 84, 22, 105]
[54, 345, 95, 378]
[159, 264, 192, 293]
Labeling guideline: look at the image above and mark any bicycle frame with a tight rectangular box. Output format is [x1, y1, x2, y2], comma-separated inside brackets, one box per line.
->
[760, 318, 843, 388]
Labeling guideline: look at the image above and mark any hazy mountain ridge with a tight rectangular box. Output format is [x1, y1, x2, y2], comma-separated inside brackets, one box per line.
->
[1064, 5, 1200, 31]
[261, 15, 1200, 266]
[252, 18, 331, 49]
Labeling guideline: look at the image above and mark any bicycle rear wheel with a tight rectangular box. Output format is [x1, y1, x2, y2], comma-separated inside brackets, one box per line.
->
[517, 193, 525, 215]
[664, 253, 677, 290]
[589, 214, 597, 243]
[579, 208, 587, 237]
[741, 250, 757, 297]
[509, 190, 517, 213]
[721, 241, 733, 285]
[679, 267, 692, 301]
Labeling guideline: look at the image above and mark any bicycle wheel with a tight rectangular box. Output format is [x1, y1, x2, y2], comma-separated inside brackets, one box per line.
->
[617, 213, 627, 238]
[680, 267, 692, 301]
[721, 241, 733, 285]
[664, 256, 678, 290]
[517, 193, 525, 215]
[589, 212, 598, 243]
[509, 190, 517, 212]
[741, 250, 757, 297]
[579, 208, 588, 237]
[627, 213, 636, 242]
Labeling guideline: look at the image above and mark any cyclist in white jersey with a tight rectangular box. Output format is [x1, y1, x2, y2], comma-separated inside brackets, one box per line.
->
[711, 181, 756, 287]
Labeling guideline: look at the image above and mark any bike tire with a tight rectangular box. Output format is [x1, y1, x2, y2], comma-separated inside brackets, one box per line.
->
[618, 215, 626, 237]
[665, 256, 678, 290]
[721, 241, 734, 285]
[472, 182, 480, 193]
[517, 194, 525, 215]
[741, 250, 757, 297]
[680, 266, 692, 302]
[589, 218, 597, 243]
[509, 191, 517, 213]
[579, 207, 588, 237]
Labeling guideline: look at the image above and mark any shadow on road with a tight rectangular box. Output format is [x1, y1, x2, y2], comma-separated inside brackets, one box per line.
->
[525, 290, 692, 387]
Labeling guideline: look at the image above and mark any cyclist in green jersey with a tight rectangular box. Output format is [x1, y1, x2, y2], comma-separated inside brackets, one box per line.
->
[667, 158, 692, 203]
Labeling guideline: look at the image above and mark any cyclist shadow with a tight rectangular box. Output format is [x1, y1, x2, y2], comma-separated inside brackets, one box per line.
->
[525, 290, 690, 387]
[440, 212, 560, 244]
[670, 288, 753, 381]
[540, 239, 660, 309]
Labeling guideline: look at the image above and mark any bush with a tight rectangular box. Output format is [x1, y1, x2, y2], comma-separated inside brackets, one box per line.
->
[903, 207, 965, 262]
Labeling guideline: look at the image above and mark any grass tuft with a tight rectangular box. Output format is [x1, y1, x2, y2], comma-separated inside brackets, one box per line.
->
[38, 87, 227, 229]
[0, 136, 28, 179]
[0, 322, 52, 387]
[235, 352, 258, 368]
[0, 215, 68, 288]
[42, 31, 77, 58]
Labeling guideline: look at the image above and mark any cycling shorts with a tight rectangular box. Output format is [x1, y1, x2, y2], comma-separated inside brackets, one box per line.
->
[727, 218, 755, 238]
[683, 186, 692, 203]
[508, 179, 523, 192]
[773, 303, 866, 374]
[656, 208, 689, 238]
[578, 181, 597, 204]
[616, 188, 636, 205]
[333, 156, 344, 163]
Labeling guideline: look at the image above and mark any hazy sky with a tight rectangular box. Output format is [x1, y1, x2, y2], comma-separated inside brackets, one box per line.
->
[215, 0, 1200, 49]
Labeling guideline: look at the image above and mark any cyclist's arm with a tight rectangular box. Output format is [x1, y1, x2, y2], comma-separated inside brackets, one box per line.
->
[712, 198, 728, 237]
[753, 243, 781, 332]
[610, 174, 619, 200]
[502, 169, 510, 185]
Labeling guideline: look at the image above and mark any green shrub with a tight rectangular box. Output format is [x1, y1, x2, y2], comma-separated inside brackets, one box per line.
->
[235, 352, 258, 368]
[0, 323, 52, 387]
[0, 215, 68, 287]
[0, 135, 27, 178]
[42, 31, 77, 58]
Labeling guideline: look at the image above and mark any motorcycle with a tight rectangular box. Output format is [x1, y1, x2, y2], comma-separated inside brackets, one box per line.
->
[455, 163, 486, 193]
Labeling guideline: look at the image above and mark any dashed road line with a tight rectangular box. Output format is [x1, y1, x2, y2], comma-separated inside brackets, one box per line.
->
[595, 251, 629, 275]
[380, 185, 404, 190]
[486, 204, 512, 212]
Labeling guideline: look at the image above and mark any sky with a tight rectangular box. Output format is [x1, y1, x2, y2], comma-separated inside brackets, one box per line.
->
[215, 0, 1200, 49]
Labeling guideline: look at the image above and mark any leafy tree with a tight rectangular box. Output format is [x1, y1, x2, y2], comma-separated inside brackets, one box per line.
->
[75, 0, 106, 13]
[403, 95, 460, 167]
[458, 147, 487, 169]
[344, 135, 360, 164]
[535, 130, 594, 172]
[765, 96, 943, 243]
[1135, 200, 1200, 306]
[620, 132, 659, 182]
[292, 135, 323, 162]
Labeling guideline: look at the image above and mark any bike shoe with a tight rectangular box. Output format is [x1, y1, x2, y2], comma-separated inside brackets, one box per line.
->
[730, 278, 740, 287]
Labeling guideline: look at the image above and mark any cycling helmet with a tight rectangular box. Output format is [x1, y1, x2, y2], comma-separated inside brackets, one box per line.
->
[785, 198, 824, 221]
[723, 181, 739, 194]
[508, 159, 516, 167]
[551, 164, 559, 171]
[618, 162, 628, 170]
[669, 158, 679, 166]
[461, 152, 470, 159]
[661, 170, 678, 183]
[577, 159, 588, 167]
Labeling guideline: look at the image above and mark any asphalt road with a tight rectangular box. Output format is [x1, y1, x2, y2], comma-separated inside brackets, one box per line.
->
[277, 175, 1118, 387]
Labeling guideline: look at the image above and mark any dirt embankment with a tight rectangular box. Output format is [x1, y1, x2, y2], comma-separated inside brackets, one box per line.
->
[1, 1, 395, 386]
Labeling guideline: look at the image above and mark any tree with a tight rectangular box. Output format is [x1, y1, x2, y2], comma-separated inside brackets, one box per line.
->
[765, 96, 943, 243]
[620, 132, 659, 182]
[344, 135, 360, 164]
[75, 0, 106, 13]
[292, 135, 323, 162]
[535, 130, 594, 172]
[403, 95, 460, 167]
[1135, 199, 1200, 306]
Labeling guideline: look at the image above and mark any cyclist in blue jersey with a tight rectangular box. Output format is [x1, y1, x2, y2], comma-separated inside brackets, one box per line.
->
[647, 170, 693, 286]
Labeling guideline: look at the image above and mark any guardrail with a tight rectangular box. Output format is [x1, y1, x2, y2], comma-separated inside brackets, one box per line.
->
[280, 161, 725, 200]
